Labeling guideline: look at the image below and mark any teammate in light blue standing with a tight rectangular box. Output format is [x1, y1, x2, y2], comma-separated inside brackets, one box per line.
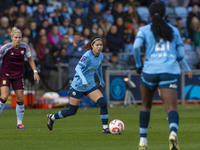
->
[47, 37, 110, 133]
[133, 2, 183, 150]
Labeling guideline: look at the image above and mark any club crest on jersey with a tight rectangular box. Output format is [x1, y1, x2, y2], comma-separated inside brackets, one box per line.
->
[3, 80, 6, 85]
[21, 51, 24, 54]
[81, 56, 87, 62]
[72, 91, 76, 95]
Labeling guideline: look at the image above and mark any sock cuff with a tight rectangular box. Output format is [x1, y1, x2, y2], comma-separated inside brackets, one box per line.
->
[168, 110, 178, 115]
[97, 97, 106, 107]
[140, 111, 150, 115]
[97, 97, 105, 103]
[168, 110, 179, 125]
[0, 98, 6, 103]
[140, 111, 150, 128]
[69, 104, 79, 109]
[17, 102, 24, 105]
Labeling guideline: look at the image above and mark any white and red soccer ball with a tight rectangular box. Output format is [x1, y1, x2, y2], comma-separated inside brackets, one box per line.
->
[109, 119, 125, 134]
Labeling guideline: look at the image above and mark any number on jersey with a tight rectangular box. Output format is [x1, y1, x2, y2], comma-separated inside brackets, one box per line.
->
[155, 38, 170, 51]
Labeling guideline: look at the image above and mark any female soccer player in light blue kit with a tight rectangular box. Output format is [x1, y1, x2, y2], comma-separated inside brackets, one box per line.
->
[133, 2, 184, 150]
[47, 37, 110, 133]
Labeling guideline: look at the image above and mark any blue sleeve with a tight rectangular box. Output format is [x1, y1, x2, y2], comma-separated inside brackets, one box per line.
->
[0, 44, 8, 57]
[75, 64, 88, 85]
[176, 44, 185, 61]
[0, 46, 4, 57]
[75, 54, 90, 85]
[133, 38, 144, 68]
[96, 63, 105, 86]
[180, 58, 191, 72]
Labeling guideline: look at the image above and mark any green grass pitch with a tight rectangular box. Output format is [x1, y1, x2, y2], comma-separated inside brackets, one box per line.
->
[0, 105, 199, 150]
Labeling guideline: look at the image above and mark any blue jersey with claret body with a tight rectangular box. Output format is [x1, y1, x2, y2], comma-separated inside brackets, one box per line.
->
[135, 24, 184, 74]
[71, 50, 104, 92]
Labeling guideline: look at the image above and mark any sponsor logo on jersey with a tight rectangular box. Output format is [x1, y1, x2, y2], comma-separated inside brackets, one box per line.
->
[10, 52, 14, 55]
[169, 83, 177, 89]
[21, 51, 24, 54]
[81, 56, 86, 62]
[3, 80, 6, 85]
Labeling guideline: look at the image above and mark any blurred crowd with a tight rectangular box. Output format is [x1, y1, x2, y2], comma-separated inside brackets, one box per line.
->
[0, 0, 200, 90]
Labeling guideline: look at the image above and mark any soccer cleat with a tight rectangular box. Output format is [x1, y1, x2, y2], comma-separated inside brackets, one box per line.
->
[139, 142, 148, 150]
[47, 114, 54, 131]
[103, 128, 111, 134]
[169, 133, 180, 150]
[16, 124, 26, 129]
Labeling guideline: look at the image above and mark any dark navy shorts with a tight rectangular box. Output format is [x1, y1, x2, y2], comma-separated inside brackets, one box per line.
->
[141, 73, 179, 90]
[68, 86, 98, 99]
[0, 76, 24, 90]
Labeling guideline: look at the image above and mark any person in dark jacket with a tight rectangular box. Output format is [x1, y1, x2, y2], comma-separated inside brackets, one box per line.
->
[32, 3, 48, 27]
[86, 3, 102, 27]
[40, 48, 60, 89]
[186, 2, 200, 41]
[106, 24, 124, 52]
[66, 32, 87, 80]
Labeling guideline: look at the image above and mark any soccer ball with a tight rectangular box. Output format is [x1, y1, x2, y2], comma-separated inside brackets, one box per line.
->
[109, 119, 125, 134]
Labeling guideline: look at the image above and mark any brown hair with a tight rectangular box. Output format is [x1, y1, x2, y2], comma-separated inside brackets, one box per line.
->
[82, 36, 102, 50]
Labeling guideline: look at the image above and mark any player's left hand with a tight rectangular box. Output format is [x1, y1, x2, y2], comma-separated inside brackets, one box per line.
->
[100, 82, 105, 87]
[34, 73, 40, 84]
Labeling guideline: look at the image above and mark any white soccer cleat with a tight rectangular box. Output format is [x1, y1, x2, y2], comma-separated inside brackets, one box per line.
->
[139, 142, 148, 150]
[169, 132, 180, 150]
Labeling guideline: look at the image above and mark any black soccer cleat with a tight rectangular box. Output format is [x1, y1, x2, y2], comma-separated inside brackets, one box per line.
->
[47, 114, 54, 131]
[103, 128, 111, 134]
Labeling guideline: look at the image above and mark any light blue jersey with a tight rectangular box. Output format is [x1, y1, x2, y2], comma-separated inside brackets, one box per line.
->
[71, 50, 104, 92]
[133, 24, 184, 75]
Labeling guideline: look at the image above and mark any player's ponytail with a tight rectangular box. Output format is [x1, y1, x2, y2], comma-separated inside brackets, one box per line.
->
[83, 36, 102, 50]
[10, 26, 22, 38]
[149, 2, 173, 42]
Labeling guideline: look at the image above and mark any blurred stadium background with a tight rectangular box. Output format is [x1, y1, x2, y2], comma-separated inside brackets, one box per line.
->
[0, 0, 200, 149]
[0, 0, 199, 109]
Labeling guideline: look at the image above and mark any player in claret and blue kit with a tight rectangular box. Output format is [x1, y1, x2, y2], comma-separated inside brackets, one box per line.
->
[133, 2, 183, 150]
[47, 37, 110, 133]
[0, 26, 40, 129]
